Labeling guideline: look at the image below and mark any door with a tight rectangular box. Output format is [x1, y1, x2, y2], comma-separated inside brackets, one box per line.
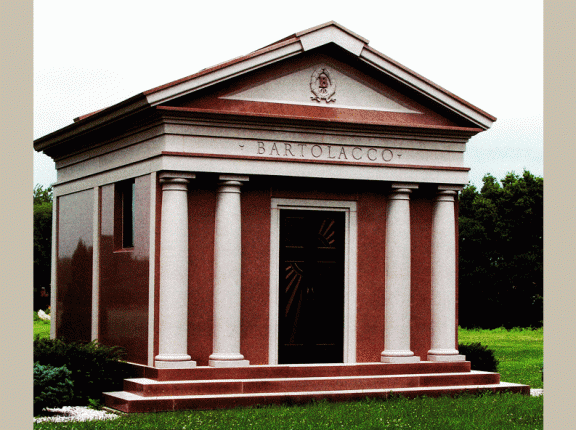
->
[278, 209, 345, 364]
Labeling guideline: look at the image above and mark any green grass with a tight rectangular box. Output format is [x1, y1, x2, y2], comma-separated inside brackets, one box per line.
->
[33, 393, 543, 429]
[33, 316, 51, 339]
[459, 327, 543, 389]
[33, 325, 543, 429]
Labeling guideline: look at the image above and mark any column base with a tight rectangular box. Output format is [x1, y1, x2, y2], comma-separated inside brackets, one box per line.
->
[381, 356, 421, 364]
[427, 354, 466, 362]
[155, 360, 197, 369]
[209, 359, 250, 368]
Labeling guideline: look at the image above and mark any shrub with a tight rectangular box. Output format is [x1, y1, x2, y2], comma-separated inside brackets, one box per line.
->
[458, 342, 499, 372]
[34, 363, 74, 416]
[33, 337, 131, 406]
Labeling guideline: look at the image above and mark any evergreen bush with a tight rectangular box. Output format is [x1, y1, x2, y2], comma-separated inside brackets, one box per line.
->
[33, 337, 131, 406]
[33, 362, 74, 416]
[458, 342, 499, 372]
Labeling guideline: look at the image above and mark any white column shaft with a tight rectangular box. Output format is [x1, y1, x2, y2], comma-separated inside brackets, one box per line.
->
[381, 187, 419, 363]
[155, 175, 196, 368]
[210, 178, 249, 367]
[428, 189, 464, 362]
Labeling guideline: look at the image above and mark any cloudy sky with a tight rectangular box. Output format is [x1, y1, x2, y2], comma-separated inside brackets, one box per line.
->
[33, 1, 543, 189]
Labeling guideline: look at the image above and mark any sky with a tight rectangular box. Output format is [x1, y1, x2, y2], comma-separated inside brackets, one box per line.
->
[33, 0, 543, 190]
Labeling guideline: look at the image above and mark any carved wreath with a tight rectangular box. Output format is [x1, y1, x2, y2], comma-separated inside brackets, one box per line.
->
[310, 67, 336, 103]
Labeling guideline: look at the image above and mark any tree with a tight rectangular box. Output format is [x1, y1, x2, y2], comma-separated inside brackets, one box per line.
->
[34, 185, 53, 311]
[458, 170, 543, 328]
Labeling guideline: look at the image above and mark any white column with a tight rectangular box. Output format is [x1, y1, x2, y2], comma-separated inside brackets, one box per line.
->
[155, 172, 196, 369]
[209, 175, 250, 367]
[381, 183, 420, 363]
[427, 185, 465, 362]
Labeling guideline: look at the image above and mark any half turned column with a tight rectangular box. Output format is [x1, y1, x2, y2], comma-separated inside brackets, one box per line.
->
[155, 172, 196, 369]
[209, 175, 250, 367]
[427, 185, 465, 362]
[381, 183, 420, 363]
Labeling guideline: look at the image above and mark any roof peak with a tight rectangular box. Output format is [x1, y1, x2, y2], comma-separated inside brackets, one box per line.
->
[295, 21, 369, 44]
[251, 21, 369, 56]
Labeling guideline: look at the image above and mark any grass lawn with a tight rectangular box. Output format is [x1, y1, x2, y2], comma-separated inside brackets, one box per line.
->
[459, 327, 543, 390]
[34, 319, 51, 339]
[33, 393, 543, 429]
[33, 323, 543, 429]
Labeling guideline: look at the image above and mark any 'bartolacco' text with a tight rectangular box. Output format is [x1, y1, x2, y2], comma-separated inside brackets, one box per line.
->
[256, 141, 394, 163]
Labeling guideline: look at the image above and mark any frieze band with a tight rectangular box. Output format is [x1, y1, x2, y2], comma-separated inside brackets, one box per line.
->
[257, 141, 394, 162]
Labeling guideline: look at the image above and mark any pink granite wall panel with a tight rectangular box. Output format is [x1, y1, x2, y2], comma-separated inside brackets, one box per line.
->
[410, 193, 433, 360]
[99, 176, 150, 365]
[240, 185, 271, 365]
[56, 189, 94, 343]
[187, 186, 216, 366]
[355, 191, 387, 362]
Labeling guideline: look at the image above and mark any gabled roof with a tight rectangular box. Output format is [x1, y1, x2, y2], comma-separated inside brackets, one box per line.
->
[34, 21, 495, 152]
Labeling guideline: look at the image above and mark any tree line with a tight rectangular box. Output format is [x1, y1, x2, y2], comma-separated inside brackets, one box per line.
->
[33, 170, 543, 328]
[34, 184, 53, 311]
[458, 170, 543, 328]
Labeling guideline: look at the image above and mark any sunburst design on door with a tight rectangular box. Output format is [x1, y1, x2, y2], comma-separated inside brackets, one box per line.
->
[284, 262, 306, 317]
[318, 218, 336, 247]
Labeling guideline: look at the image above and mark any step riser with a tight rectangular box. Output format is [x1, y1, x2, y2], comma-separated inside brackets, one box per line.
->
[137, 362, 472, 382]
[105, 385, 529, 414]
[126, 373, 501, 397]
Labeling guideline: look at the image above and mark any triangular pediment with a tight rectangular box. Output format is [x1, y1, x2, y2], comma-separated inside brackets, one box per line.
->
[139, 22, 494, 131]
[221, 60, 420, 114]
[168, 52, 463, 129]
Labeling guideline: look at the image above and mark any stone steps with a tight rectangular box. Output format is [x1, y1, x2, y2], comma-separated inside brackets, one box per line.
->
[129, 361, 473, 381]
[103, 362, 530, 413]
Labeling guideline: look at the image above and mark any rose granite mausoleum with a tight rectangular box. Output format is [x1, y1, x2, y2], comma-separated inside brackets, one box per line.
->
[34, 22, 530, 412]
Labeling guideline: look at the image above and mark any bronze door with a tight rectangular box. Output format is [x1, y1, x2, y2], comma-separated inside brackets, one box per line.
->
[278, 209, 345, 364]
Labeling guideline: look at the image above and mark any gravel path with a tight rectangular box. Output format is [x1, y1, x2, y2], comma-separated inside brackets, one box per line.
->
[33, 406, 120, 424]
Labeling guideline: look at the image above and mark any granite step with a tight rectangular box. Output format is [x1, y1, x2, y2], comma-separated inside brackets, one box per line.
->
[121, 371, 500, 397]
[132, 361, 472, 382]
[104, 380, 530, 414]
[104, 362, 530, 413]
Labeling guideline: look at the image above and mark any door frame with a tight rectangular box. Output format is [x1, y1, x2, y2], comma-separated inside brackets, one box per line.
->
[269, 198, 357, 365]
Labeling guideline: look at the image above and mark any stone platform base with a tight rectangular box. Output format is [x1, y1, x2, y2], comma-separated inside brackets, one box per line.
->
[104, 361, 530, 413]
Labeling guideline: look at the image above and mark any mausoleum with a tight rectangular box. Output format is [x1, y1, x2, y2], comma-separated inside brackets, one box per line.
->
[34, 22, 529, 412]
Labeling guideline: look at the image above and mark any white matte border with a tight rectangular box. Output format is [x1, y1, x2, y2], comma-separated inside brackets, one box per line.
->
[268, 198, 357, 365]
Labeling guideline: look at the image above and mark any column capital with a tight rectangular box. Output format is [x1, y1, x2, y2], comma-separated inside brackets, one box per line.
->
[218, 174, 249, 182]
[435, 189, 458, 202]
[437, 184, 464, 192]
[159, 171, 196, 183]
[391, 182, 419, 190]
[388, 183, 418, 200]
